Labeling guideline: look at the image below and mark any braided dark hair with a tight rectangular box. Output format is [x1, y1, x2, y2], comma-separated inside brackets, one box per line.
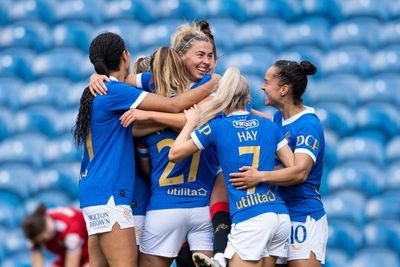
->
[73, 32, 126, 147]
[196, 20, 217, 59]
[22, 204, 47, 244]
[273, 60, 317, 105]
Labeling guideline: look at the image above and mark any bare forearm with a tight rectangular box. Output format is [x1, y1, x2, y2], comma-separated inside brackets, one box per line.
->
[146, 111, 186, 129]
[31, 250, 44, 267]
[169, 123, 196, 162]
[262, 166, 308, 186]
[132, 123, 166, 137]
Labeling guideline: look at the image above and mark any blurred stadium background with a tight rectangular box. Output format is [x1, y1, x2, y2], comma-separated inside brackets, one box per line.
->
[0, 0, 400, 266]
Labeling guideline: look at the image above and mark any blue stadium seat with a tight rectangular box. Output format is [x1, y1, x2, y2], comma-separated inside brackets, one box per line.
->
[31, 168, 78, 199]
[365, 191, 400, 221]
[14, 107, 61, 138]
[0, 108, 13, 141]
[0, 20, 52, 52]
[43, 0, 104, 25]
[0, 164, 34, 199]
[364, 220, 400, 254]
[348, 248, 399, 267]
[379, 20, 400, 47]
[42, 135, 81, 167]
[371, 46, 400, 75]
[384, 162, 400, 193]
[336, 136, 385, 166]
[300, 0, 341, 22]
[136, 0, 185, 22]
[355, 103, 400, 139]
[324, 190, 365, 225]
[0, 133, 47, 168]
[96, 20, 143, 52]
[306, 74, 361, 108]
[18, 77, 71, 109]
[57, 80, 84, 109]
[319, 166, 330, 196]
[0, 48, 35, 81]
[324, 249, 349, 267]
[323, 129, 339, 168]
[237, 0, 300, 21]
[320, 46, 371, 78]
[101, 0, 137, 22]
[183, 0, 244, 22]
[218, 46, 274, 77]
[0, 77, 22, 110]
[327, 162, 383, 196]
[330, 18, 381, 50]
[2, 0, 52, 22]
[31, 48, 89, 81]
[282, 17, 330, 50]
[360, 77, 400, 106]
[235, 18, 286, 52]
[335, 0, 389, 20]
[328, 220, 363, 256]
[140, 19, 181, 48]
[385, 0, 400, 20]
[0, 192, 24, 228]
[315, 103, 355, 137]
[2, 228, 29, 256]
[25, 191, 73, 214]
[204, 18, 238, 53]
[2, 251, 31, 267]
[52, 21, 93, 52]
[386, 137, 400, 164]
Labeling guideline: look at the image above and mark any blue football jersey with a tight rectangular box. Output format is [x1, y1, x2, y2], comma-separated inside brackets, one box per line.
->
[139, 72, 219, 210]
[193, 111, 289, 224]
[273, 106, 325, 222]
[79, 77, 148, 208]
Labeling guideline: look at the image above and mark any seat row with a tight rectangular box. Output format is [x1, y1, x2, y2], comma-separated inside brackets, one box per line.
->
[1, 17, 400, 54]
[1, 0, 400, 26]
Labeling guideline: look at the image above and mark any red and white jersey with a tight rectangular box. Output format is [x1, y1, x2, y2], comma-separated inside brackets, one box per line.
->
[44, 207, 89, 265]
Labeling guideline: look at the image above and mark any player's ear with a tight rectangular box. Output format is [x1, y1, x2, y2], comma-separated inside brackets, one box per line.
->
[280, 84, 289, 97]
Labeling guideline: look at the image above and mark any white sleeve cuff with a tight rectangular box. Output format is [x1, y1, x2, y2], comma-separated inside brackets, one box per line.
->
[136, 73, 142, 88]
[295, 148, 316, 163]
[190, 132, 205, 150]
[276, 138, 288, 151]
[130, 91, 148, 109]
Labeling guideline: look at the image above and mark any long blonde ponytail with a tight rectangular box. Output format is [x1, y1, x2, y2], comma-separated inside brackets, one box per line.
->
[198, 67, 249, 126]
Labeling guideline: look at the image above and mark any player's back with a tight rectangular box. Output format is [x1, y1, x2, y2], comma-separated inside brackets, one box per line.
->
[143, 128, 219, 210]
[194, 112, 288, 223]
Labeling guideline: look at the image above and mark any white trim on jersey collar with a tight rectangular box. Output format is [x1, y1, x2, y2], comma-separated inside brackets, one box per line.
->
[226, 110, 250, 117]
[109, 75, 118, 82]
[282, 106, 315, 126]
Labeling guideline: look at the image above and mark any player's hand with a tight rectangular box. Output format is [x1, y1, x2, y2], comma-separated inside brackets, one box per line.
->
[89, 73, 109, 96]
[120, 109, 150, 127]
[184, 105, 200, 126]
[229, 166, 263, 189]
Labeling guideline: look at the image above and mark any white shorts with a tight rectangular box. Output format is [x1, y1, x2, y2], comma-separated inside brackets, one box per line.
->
[224, 213, 290, 261]
[140, 206, 213, 258]
[133, 215, 145, 246]
[277, 215, 328, 264]
[82, 196, 135, 236]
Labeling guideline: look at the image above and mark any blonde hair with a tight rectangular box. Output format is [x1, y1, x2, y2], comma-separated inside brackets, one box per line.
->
[132, 55, 151, 74]
[171, 22, 211, 54]
[151, 47, 191, 97]
[199, 67, 249, 126]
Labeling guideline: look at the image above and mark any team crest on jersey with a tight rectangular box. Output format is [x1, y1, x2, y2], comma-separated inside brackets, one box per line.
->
[232, 119, 259, 130]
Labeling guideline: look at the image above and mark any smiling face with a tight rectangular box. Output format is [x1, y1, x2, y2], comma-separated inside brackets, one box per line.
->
[180, 40, 214, 82]
[261, 66, 284, 108]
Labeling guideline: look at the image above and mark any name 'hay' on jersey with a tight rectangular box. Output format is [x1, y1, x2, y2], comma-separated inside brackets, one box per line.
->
[193, 112, 289, 224]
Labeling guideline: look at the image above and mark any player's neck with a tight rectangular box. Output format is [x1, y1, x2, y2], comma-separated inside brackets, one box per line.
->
[109, 71, 126, 82]
[281, 103, 305, 120]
